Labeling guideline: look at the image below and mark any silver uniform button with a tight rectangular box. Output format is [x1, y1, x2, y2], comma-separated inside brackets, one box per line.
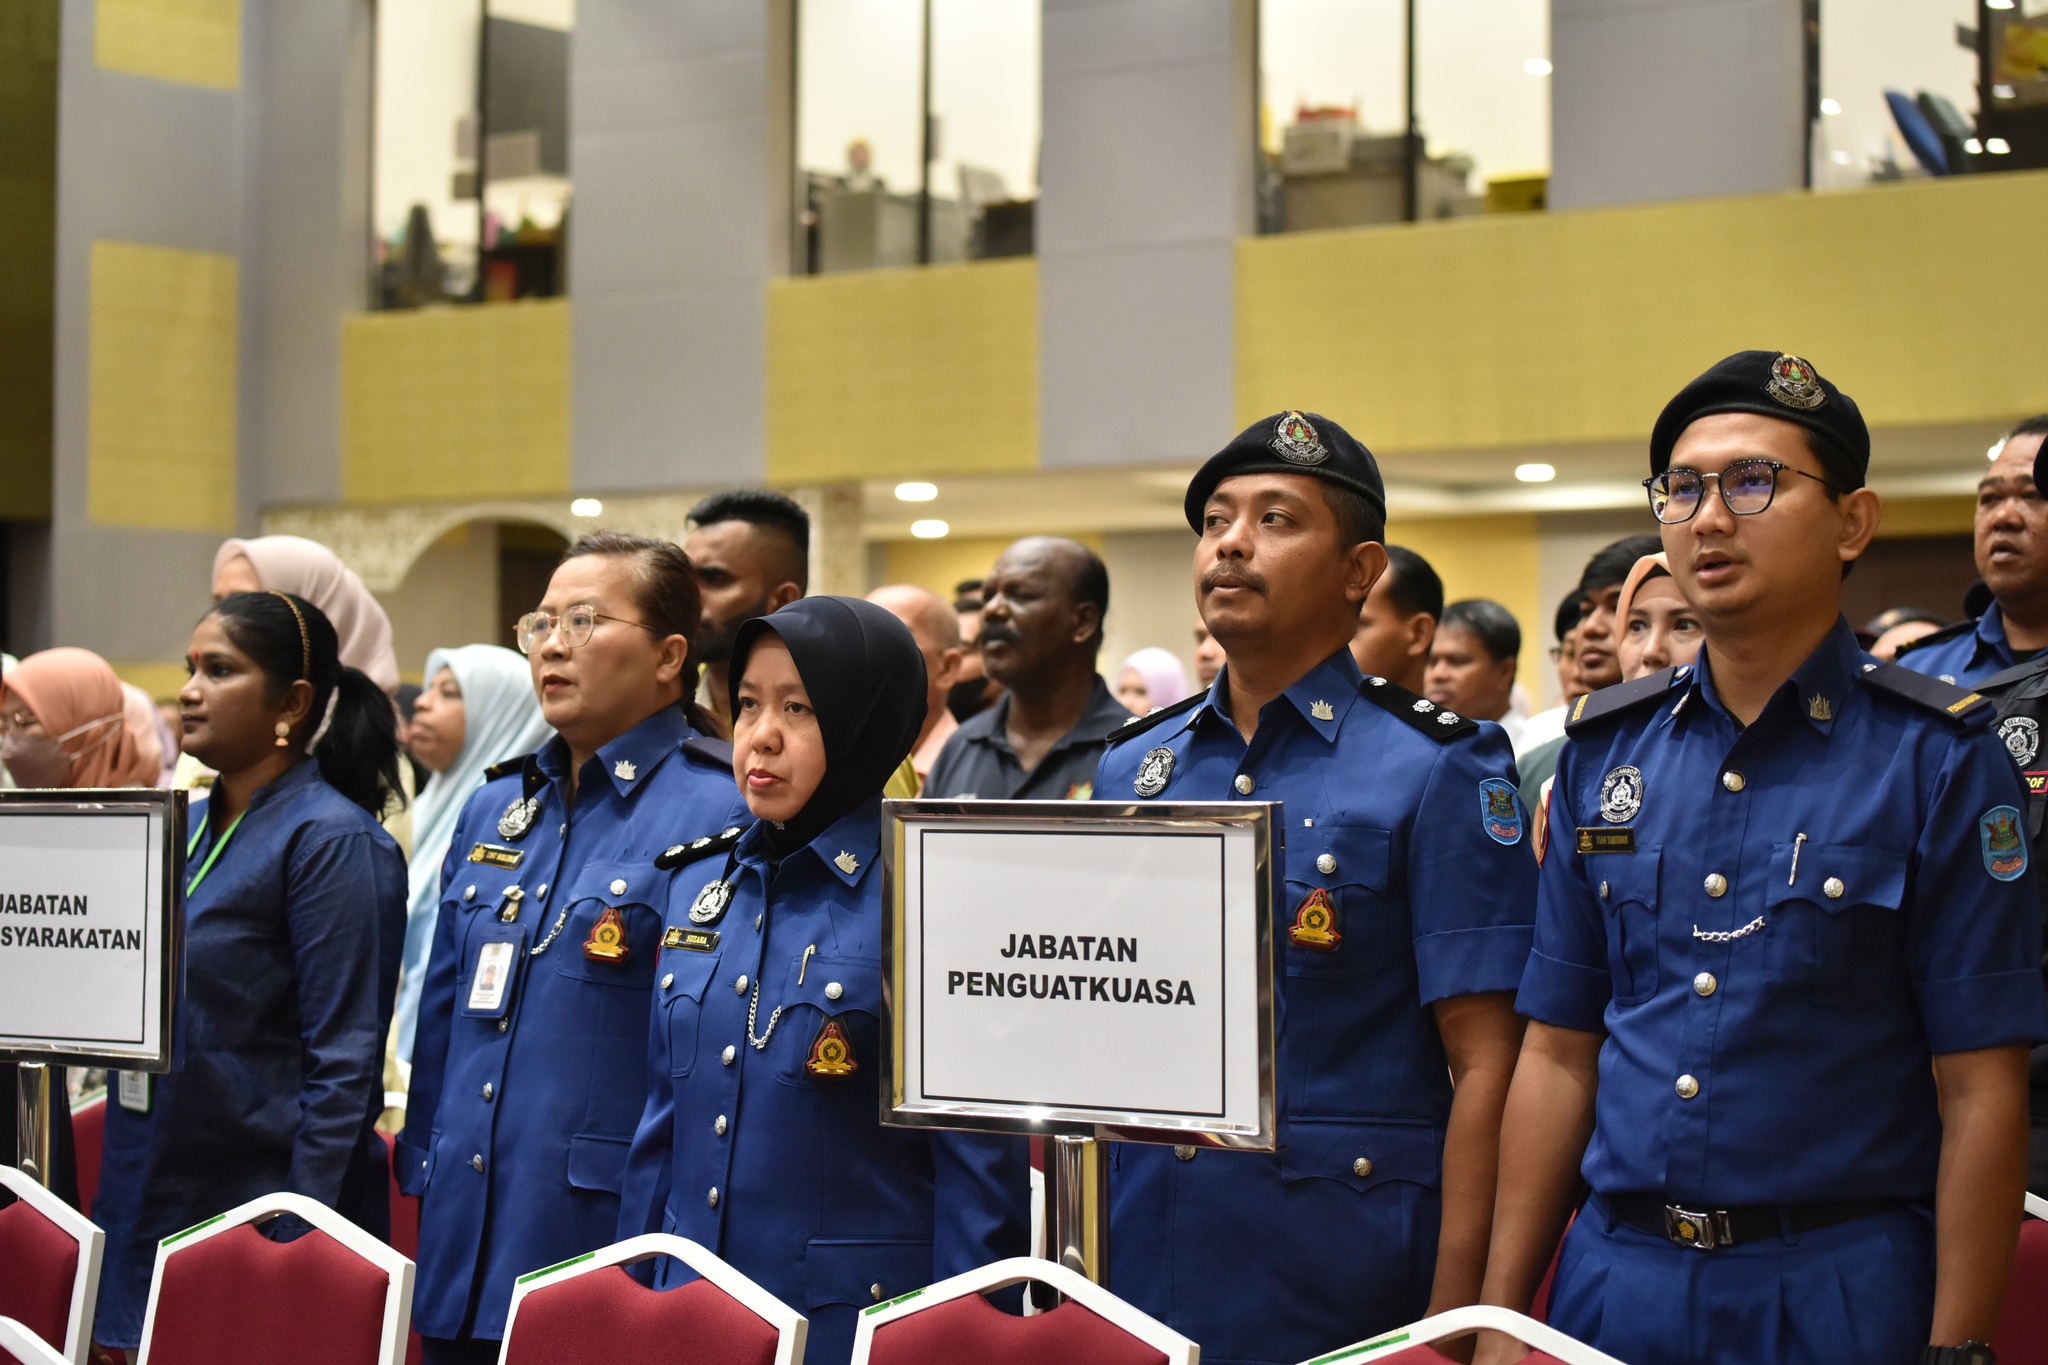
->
[463, 885, 477, 902]
[1722, 771, 1745, 793]
[472, 1154, 486, 1172]
[1233, 774, 1254, 795]
[481, 1082, 494, 1100]
[825, 982, 843, 1001]
[1703, 873, 1727, 898]
[662, 972, 675, 989]
[1675, 1074, 1700, 1100]
[1352, 1157, 1373, 1177]
[721, 1045, 736, 1066]
[1599, 881, 1610, 900]
[1693, 973, 1717, 997]
[536, 883, 548, 898]
[735, 974, 749, 994]
[707, 1187, 719, 1208]
[1173, 1145, 1196, 1161]
[497, 1018, 509, 1033]
[1823, 877, 1845, 900]
[871, 1284, 885, 1302]
[715, 1115, 728, 1136]
[1316, 853, 1337, 876]
[610, 879, 628, 897]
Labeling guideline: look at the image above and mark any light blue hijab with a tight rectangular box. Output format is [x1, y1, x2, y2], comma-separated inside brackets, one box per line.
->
[394, 644, 552, 1064]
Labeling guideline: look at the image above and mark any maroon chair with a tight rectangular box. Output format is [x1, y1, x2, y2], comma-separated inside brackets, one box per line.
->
[0, 1163, 103, 1365]
[853, 1258, 1194, 1365]
[1993, 1195, 2048, 1365]
[69, 1095, 104, 1223]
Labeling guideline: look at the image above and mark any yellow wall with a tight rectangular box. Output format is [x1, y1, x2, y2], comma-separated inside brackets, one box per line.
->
[880, 531, 1106, 601]
[1393, 514, 1546, 695]
[88, 240, 238, 530]
[341, 299, 570, 503]
[1238, 171, 2048, 451]
[768, 258, 1038, 484]
[1875, 494, 1973, 539]
[96, 0, 239, 91]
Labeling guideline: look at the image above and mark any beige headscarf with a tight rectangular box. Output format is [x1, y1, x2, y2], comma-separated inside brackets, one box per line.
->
[213, 536, 400, 695]
[120, 683, 167, 787]
[2, 648, 158, 788]
[1612, 552, 1672, 635]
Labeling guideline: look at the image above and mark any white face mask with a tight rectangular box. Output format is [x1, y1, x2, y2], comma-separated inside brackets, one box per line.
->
[0, 712, 120, 789]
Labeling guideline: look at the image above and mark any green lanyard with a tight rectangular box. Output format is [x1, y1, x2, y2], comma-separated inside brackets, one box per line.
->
[185, 809, 248, 899]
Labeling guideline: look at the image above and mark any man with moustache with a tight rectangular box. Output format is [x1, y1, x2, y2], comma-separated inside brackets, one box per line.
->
[1898, 417, 2048, 686]
[1473, 355, 2044, 1365]
[1097, 411, 1536, 1365]
[683, 489, 809, 732]
[923, 537, 1131, 802]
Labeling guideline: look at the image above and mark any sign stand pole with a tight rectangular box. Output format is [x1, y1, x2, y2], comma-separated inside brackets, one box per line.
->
[1050, 1135, 1110, 1287]
[14, 1062, 52, 1187]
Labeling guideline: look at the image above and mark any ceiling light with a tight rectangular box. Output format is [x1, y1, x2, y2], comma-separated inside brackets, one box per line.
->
[1990, 438, 2008, 462]
[1523, 57, 1552, 77]
[1514, 462, 1556, 483]
[910, 519, 950, 540]
[1829, 150, 1852, 165]
[1988, 137, 2012, 154]
[1965, 137, 1985, 154]
[570, 498, 603, 517]
[1994, 84, 2017, 99]
[1819, 97, 1842, 116]
[1989, 0, 2016, 10]
[894, 481, 938, 502]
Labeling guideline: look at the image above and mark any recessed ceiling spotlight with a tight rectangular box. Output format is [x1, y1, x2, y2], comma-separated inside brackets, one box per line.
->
[1523, 57, 1552, 77]
[895, 481, 938, 502]
[1819, 98, 1842, 116]
[1988, 137, 2012, 154]
[910, 519, 950, 540]
[1515, 463, 1557, 483]
[1965, 137, 1986, 154]
[570, 498, 603, 517]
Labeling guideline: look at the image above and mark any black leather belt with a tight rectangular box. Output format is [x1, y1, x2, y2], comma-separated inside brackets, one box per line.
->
[1603, 1193, 1903, 1250]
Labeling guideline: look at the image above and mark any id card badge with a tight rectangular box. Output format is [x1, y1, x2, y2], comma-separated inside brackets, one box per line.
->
[117, 1070, 151, 1114]
[462, 925, 528, 1020]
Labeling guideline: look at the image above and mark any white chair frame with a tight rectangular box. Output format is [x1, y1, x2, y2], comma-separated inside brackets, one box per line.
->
[497, 1232, 808, 1365]
[2026, 1191, 2048, 1222]
[0, 1162, 105, 1365]
[1296, 1305, 1627, 1365]
[850, 1255, 1198, 1365]
[136, 1191, 413, 1365]
[0, 1316, 70, 1365]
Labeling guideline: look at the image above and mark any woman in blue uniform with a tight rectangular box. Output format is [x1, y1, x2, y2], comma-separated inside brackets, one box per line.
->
[399, 533, 741, 1364]
[93, 591, 408, 1356]
[620, 597, 1029, 1365]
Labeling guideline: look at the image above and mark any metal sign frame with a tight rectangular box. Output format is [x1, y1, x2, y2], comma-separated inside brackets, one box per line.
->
[0, 788, 185, 1071]
[881, 799, 1277, 1149]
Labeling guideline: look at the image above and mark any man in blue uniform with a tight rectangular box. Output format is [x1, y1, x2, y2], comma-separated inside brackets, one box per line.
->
[1096, 411, 1537, 1365]
[1474, 353, 2048, 1365]
[1895, 415, 2048, 686]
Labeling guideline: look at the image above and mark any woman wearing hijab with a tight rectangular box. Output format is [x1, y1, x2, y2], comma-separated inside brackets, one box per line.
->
[1613, 552, 1704, 682]
[392, 645, 551, 1069]
[619, 597, 1030, 1365]
[1113, 645, 1192, 716]
[212, 535, 400, 694]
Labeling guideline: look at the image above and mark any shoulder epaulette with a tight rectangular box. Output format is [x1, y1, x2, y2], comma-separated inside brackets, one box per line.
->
[1563, 666, 1680, 737]
[1889, 618, 1972, 660]
[482, 757, 525, 781]
[682, 735, 734, 769]
[1859, 662, 1993, 727]
[1974, 652, 2048, 699]
[1356, 675, 1479, 741]
[654, 823, 746, 871]
[1105, 692, 1205, 747]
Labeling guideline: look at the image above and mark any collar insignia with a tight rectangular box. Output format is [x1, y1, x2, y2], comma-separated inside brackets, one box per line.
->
[614, 759, 637, 781]
[1807, 694, 1834, 722]
[1310, 699, 1335, 722]
[834, 850, 860, 875]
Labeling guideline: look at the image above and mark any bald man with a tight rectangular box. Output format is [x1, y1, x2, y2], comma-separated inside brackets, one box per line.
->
[867, 583, 966, 781]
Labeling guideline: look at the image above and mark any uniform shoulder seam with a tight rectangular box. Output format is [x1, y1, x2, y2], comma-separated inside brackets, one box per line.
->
[1563, 667, 1679, 736]
[1355, 675, 1479, 742]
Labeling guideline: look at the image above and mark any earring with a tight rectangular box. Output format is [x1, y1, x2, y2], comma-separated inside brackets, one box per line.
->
[274, 720, 291, 748]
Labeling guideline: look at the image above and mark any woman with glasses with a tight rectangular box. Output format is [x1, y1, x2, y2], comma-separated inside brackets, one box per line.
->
[399, 532, 741, 1365]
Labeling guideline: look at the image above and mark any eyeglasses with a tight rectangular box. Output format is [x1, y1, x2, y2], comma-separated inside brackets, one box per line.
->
[515, 604, 663, 655]
[1643, 458, 1836, 525]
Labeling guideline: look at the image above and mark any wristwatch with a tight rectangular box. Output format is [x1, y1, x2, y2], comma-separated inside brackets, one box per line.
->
[1922, 1344, 1995, 1365]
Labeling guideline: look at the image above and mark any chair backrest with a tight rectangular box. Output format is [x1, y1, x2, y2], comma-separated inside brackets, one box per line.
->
[138, 1192, 413, 1365]
[68, 1094, 104, 1222]
[1993, 1194, 2048, 1365]
[1297, 1305, 1624, 1365]
[0, 1317, 70, 1365]
[498, 1234, 805, 1365]
[852, 1257, 1196, 1365]
[0, 1164, 104, 1365]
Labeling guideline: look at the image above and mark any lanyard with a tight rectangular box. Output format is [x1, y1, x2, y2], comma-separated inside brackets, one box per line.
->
[185, 809, 248, 899]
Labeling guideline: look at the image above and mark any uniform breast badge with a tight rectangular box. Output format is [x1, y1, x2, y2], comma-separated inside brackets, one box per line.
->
[583, 906, 630, 962]
[497, 794, 540, 841]
[2000, 716, 2040, 768]
[690, 879, 734, 926]
[1599, 765, 1643, 824]
[1289, 888, 1341, 951]
[806, 1017, 858, 1078]
[1133, 747, 1175, 798]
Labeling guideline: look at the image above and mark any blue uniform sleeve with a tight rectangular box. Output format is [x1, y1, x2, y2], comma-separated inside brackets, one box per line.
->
[617, 979, 676, 1242]
[929, 1131, 1032, 1307]
[280, 829, 392, 1207]
[1908, 728, 2048, 1054]
[1409, 726, 1537, 1004]
[1515, 745, 1614, 1033]
[395, 835, 466, 1196]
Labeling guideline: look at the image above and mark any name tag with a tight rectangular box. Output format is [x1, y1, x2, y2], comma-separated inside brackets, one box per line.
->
[468, 941, 515, 1013]
[117, 1070, 150, 1114]
[1576, 827, 1637, 855]
[664, 926, 720, 953]
[468, 842, 524, 869]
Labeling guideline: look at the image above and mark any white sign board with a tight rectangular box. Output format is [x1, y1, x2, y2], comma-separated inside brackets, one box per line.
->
[884, 801, 1275, 1146]
[0, 791, 183, 1069]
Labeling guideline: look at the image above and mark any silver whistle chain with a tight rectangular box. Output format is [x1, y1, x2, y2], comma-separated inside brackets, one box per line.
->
[1692, 915, 1766, 944]
[746, 975, 784, 1050]
[529, 905, 571, 956]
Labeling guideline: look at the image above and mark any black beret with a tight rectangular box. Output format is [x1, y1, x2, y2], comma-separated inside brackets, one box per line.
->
[1649, 351, 1870, 488]
[1184, 410, 1387, 534]
[2033, 433, 2047, 493]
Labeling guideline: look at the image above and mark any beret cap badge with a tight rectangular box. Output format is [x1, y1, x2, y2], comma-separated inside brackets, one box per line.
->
[1765, 353, 1827, 411]
[1270, 411, 1330, 465]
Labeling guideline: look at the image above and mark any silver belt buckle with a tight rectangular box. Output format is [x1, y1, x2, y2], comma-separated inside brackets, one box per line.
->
[1663, 1204, 1730, 1250]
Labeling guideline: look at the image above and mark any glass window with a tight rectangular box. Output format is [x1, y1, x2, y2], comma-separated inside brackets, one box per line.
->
[1414, 0, 1550, 213]
[794, 0, 1039, 274]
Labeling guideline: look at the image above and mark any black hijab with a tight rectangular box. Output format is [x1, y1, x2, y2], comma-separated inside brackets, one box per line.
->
[728, 596, 928, 859]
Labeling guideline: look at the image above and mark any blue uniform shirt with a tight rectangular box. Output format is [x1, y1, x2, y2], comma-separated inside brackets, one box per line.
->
[94, 761, 406, 1348]
[1519, 618, 2048, 1204]
[398, 707, 738, 1342]
[1895, 604, 2022, 687]
[1094, 647, 1537, 1365]
[619, 796, 1031, 1365]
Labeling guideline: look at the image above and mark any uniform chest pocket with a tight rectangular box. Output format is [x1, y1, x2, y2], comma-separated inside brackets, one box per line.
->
[1282, 824, 1392, 980]
[546, 860, 665, 987]
[1597, 851, 1661, 1007]
[771, 953, 881, 1090]
[1765, 844, 1906, 1006]
[659, 950, 724, 1077]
